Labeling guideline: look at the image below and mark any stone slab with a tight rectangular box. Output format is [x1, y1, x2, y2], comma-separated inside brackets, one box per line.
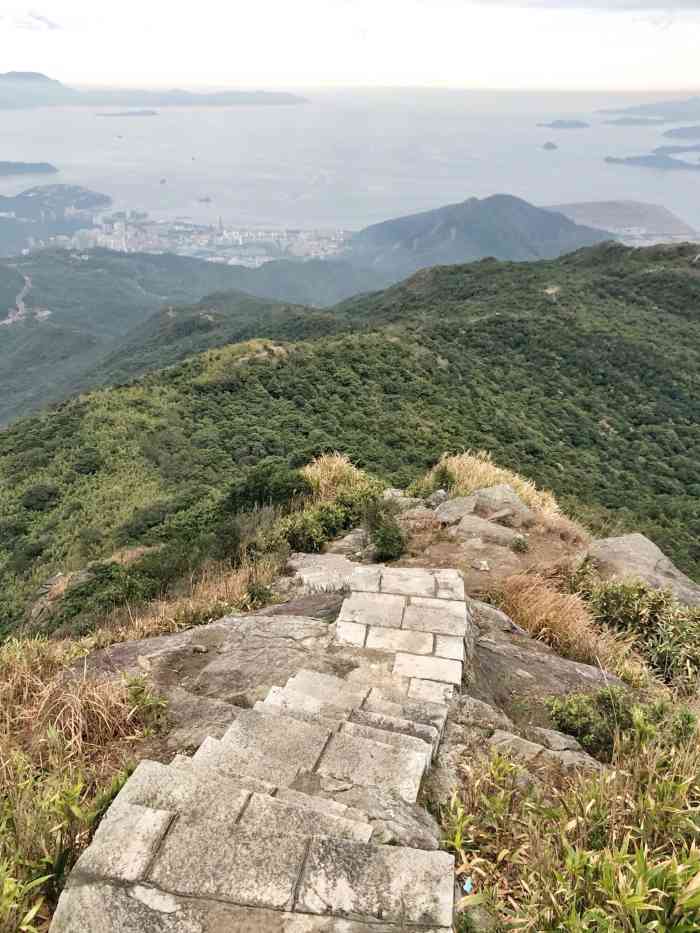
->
[150, 823, 307, 910]
[296, 836, 455, 926]
[263, 684, 351, 723]
[434, 568, 466, 601]
[219, 710, 330, 784]
[348, 565, 383, 593]
[380, 567, 436, 597]
[239, 792, 372, 843]
[362, 687, 448, 733]
[117, 759, 251, 825]
[338, 591, 405, 629]
[435, 634, 466, 662]
[408, 678, 455, 704]
[341, 721, 432, 767]
[276, 787, 369, 825]
[74, 802, 173, 883]
[287, 669, 370, 709]
[52, 881, 453, 933]
[335, 619, 367, 647]
[171, 752, 277, 795]
[365, 624, 433, 655]
[403, 596, 469, 637]
[316, 731, 426, 803]
[350, 708, 439, 750]
[451, 514, 520, 546]
[393, 653, 462, 686]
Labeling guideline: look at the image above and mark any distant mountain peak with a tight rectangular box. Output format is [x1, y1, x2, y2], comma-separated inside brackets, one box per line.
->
[0, 71, 60, 83]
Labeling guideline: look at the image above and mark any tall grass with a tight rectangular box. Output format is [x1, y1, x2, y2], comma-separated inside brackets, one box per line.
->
[498, 573, 650, 686]
[301, 452, 383, 502]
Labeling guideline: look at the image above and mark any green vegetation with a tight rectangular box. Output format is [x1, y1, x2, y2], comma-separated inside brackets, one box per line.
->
[0, 242, 698, 634]
[582, 580, 700, 692]
[0, 249, 384, 425]
[548, 687, 696, 761]
[444, 727, 700, 932]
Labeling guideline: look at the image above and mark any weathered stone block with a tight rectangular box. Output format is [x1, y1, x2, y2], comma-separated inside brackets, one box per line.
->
[287, 669, 369, 709]
[380, 567, 436, 597]
[74, 802, 173, 883]
[239, 792, 372, 843]
[150, 823, 307, 909]
[365, 625, 433, 655]
[434, 568, 466, 600]
[338, 591, 405, 629]
[403, 597, 469, 637]
[316, 731, 426, 802]
[296, 836, 455, 926]
[393, 653, 463, 686]
[408, 679, 454, 703]
[335, 619, 367, 647]
[435, 634, 465, 662]
[434, 496, 477, 525]
[341, 721, 432, 767]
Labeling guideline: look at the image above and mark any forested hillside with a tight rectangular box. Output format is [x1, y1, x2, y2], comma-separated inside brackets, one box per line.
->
[0, 250, 384, 425]
[0, 242, 697, 632]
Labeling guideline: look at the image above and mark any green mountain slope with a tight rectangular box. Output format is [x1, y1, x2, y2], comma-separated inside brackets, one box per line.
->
[0, 250, 382, 426]
[344, 193, 611, 280]
[0, 242, 698, 632]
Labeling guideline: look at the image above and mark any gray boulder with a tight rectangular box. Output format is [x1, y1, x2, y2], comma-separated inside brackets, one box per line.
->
[434, 496, 477, 525]
[426, 488, 448, 508]
[588, 534, 700, 607]
[472, 484, 535, 525]
[449, 515, 521, 546]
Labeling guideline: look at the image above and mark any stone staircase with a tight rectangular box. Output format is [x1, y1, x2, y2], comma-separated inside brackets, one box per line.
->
[51, 568, 471, 932]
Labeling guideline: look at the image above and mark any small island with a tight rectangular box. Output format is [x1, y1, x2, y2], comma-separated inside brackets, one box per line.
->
[0, 161, 58, 176]
[97, 110, 159, 118]
[542, 141, 559, 151]
[605, 153, 700, 172]
[663, 125, 700, 140]
[537, 120, 589, 130]
[603, 117, 667, 127]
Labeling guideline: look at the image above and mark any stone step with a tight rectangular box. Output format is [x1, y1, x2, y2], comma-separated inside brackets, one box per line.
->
[263, 683, 351, 723]
[296, 835, 455, 926]
[217, 709, 332, 784]
[393, 652, 463, 687]
[362, 686, 449, 734]
[115, 759, 251, 824]
[170, 752, 277, 794]
[340, 720, 433, 768]
[275, 786, 369, 825]
[315, 730, 426, 803]
[349, 707, 440, 754]
[286, 669, 370, 709]
[252, 699, 342, 734]
[52, 884, 454, 933]
[238, 792, 372, 843]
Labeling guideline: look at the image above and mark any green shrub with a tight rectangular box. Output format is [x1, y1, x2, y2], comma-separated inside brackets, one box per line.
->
[362, 498, 406, 561]
[548, 687, 696, 762]
[223, 457, 312, 513]
[20, 483, 59, 512]
[585, 580, 700, 692]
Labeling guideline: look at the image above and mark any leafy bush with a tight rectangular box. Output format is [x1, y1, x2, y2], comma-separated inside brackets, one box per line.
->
[585, 580, 700, 692]
[372, 519, 406, 561]
[20, 484, 59, 513]
[223, 457, 312, 513]
[548, 687, 696, 762]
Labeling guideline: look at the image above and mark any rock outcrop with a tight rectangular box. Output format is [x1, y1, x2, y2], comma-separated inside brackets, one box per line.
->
[588, 533, 700, 607]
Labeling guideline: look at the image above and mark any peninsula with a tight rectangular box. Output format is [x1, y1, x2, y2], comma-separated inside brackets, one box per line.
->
[0, 161, 58, 176]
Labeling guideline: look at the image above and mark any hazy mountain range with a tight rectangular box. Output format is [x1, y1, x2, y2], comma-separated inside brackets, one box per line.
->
[0, 71, 306, 109]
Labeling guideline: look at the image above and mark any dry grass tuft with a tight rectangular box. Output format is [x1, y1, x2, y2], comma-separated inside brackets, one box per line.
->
[417, 450, 561, 516]
[301, 452, 381, 501]
[499, 573, 649, 685]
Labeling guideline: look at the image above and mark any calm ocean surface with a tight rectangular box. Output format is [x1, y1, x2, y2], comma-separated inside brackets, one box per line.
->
[1, 89, 698, 230]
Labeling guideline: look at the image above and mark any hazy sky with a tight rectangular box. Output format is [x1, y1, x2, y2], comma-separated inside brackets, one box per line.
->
[2, 0, 700, 91]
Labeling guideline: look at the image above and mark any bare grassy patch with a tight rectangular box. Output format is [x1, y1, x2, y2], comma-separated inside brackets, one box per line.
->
[414, 450, 560, 516]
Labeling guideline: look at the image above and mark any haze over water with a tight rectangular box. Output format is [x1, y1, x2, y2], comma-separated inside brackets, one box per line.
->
[2, 88, 699, 230]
